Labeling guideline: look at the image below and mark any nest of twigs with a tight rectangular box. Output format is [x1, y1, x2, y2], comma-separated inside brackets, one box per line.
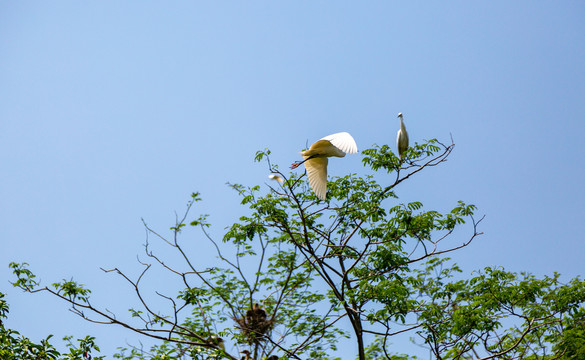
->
[234, 304, 274, 344]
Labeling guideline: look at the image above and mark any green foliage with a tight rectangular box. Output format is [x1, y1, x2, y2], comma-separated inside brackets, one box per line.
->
[254, 149, 271, 163]
[556, 307, 585, 359]
[9, 262, 38, 291]
[52, 279, 92, 304]
[361, 140, 440, 173]
[410, 266, 585, 359]
[363, 337, 414, 360]
[0, 292, 103, 360]
[114, 342, 201, 360]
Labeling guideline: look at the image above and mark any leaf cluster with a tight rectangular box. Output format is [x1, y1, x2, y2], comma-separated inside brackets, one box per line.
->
[0, 291, 103, 360]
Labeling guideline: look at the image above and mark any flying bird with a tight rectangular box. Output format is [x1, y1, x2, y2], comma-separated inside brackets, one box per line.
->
[290, 132, 358, 200]
[396, 113, 409, 159]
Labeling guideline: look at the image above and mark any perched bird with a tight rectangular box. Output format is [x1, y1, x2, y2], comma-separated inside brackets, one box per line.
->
[246, 303, 267, 323]
[396, 113, 409, 159]
[253, 303, 267, 321]
[241, 350, 253, 360]
[268, 174, 284, 183]
[290, 132, 358, 200]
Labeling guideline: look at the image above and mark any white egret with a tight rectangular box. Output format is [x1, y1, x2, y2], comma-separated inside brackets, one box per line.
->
[268, 174, 284, 183]
[290, 132, 358, 200]
[396, 113, 409, 159]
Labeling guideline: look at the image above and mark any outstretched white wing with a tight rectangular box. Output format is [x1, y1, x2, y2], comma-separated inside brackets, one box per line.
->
[304, 156, 328, 200]
[320, 132, 358, 155]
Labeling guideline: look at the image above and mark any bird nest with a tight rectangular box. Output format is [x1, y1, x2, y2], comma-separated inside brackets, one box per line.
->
[234, 304, 274, 344]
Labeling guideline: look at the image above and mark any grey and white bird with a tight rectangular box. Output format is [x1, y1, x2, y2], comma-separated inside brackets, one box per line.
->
[290, 132, 358, 200]
[396, 113, 409, 159]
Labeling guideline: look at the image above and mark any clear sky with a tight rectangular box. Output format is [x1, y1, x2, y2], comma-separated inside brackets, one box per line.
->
[1, 2, 584, 358]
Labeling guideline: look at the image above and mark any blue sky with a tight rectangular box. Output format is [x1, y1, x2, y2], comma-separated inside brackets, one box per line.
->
[1, 2, 584, 358]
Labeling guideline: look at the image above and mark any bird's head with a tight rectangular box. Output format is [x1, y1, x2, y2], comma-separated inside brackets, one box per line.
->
[397, 112, 403, 119]
[268, 174, 284, 183]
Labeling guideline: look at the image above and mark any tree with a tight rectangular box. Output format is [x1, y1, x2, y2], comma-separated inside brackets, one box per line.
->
[10, 139, 585, 360]
[0, 291, 102, 360]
